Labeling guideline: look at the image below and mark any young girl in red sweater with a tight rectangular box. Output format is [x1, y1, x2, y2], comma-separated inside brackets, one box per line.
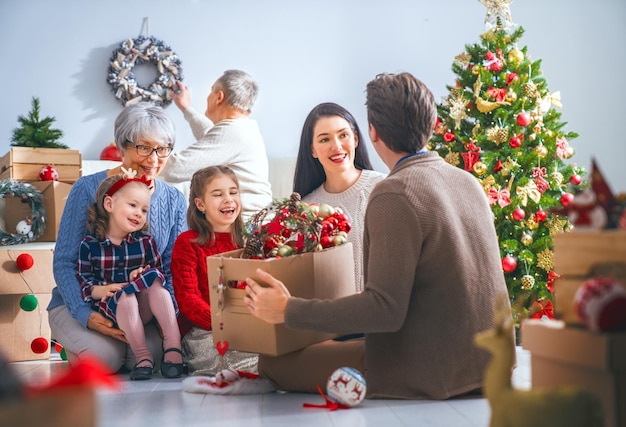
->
[171, 165, 257, 375]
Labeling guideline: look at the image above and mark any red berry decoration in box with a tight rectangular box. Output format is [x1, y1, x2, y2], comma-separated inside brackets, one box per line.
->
[39, 164, 58, 181]
[242, 193, 351, 259]
[100, 142, 123, 161]
[574, 277, 626, 331]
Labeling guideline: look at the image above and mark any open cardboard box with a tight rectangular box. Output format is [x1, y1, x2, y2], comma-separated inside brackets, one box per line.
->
[0, 249, 54, 362]
[521, 319, 626, 427]
[553, 231, 626, 325]
[207, 243, 355, 356]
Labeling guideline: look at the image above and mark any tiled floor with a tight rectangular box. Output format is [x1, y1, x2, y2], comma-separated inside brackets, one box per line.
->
[9, 348, 531, 427]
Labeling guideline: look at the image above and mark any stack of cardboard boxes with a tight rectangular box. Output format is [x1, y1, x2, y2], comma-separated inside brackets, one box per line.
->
[521, 231, 626, 427]
[0, 147, 80, 362]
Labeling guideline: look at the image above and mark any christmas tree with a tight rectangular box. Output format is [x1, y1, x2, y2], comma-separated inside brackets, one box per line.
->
[11, 97, 67, 149]
[430, 0, 584, 321]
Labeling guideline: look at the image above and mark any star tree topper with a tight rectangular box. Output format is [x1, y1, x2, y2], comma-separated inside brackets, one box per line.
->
[478, 0, 516, 31]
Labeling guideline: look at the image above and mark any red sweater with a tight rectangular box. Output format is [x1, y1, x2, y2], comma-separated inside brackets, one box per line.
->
[171, 230, 239, 337]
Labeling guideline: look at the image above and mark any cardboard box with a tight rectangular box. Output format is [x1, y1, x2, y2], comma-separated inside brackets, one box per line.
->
[207, 243, 355, 356]
[522, 319, 626, 427]
[0, 147, 82, 183]
[0, 249, 54, 362]
[554, 231, 626, 325]
[0, 386, 96, 427]
[4, 181, 72, 242]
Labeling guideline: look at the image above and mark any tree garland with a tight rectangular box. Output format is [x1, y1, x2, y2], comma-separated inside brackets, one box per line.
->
[0, 179, 46, 245]
[107, 36, 183, 107]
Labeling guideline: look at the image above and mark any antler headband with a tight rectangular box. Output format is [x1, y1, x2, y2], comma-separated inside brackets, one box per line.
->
[106, 167, 153, 197]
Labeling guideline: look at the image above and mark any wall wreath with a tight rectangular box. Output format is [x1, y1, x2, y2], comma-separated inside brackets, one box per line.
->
[0, 179, 46, 246]
[107, 36, 183, 107]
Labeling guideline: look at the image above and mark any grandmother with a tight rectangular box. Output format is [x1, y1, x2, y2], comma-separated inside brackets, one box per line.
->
[48, 103, 187, 372]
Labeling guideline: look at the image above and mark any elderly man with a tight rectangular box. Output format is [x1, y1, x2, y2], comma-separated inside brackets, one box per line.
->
[162, 69, 272, 219]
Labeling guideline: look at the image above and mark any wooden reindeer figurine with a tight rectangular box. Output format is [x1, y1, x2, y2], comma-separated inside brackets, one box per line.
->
[473, 298, 604, 427]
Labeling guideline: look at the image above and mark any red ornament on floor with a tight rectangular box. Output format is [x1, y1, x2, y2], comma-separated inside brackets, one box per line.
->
[39, 164, 59, 181]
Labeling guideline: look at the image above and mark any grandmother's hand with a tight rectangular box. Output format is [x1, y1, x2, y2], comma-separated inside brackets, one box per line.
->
[244, 269, 291, 324]
[171, 80, 191, 111]
[87, 311, 128, 343]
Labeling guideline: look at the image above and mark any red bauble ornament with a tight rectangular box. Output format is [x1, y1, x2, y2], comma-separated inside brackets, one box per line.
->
[502, 255, 517, 273]
[512, 208, 526, 221]
[560, 193, 575, 207]
[39, 164, 59, 181]
[100, 142, 123, 161]
[509, 135, 522, 148]
[574, 277, 626, 331]
[31, 337, 49, 354]
[516, 112, 531, 127]
[16, 253, 34, 271]
[535, 210, 547, 222]
[570, 174, 582, 185]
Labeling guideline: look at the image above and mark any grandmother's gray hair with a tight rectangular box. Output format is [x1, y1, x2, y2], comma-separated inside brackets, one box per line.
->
[113, 102, 176, 152]
[214, 69, 259, 113]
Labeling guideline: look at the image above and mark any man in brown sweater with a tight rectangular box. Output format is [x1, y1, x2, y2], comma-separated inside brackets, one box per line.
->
[244, 72, 511, 400]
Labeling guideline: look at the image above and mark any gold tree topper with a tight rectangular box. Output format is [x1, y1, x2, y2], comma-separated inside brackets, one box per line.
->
[478, 0, 516, 31]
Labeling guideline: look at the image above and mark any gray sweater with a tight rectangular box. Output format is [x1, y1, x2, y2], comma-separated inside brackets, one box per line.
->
[286, 152, 510, 399]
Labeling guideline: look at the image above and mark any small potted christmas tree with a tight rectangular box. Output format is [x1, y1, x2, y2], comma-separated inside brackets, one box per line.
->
[2, 97, 81, 183]
[11, 97, 67, 149]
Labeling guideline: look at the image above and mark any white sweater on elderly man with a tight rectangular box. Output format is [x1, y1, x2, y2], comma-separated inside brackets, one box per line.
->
[160, 107, 272, 220]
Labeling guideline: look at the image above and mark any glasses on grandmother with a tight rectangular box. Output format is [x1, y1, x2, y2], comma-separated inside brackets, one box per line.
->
[127, 141, 172, 158]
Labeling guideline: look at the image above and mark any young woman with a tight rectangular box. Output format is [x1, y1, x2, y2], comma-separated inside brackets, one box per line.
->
[77, 171, 183, 380]
[171, 165, 257, 375]
[293, 103, 386, 292]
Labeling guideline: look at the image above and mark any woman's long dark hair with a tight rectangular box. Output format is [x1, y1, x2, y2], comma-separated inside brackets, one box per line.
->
[292, 102, 374, 198]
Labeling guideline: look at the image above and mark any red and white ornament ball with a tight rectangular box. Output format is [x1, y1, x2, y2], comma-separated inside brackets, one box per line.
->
[574, 277, 626, 332]
[326, 367, 367, 407]
[39, 164, 59, 181]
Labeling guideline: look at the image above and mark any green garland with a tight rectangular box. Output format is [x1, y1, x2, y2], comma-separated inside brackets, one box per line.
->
[0, 179, 46, 245]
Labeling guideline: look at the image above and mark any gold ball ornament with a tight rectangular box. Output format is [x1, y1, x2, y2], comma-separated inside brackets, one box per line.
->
[551, 172, 564, 186]
[521, 274, 535, 290]
[508, 48, 524, 64]
[521, 233, 534, 246]
[472, 66, 481, 75]
[473, 161, 488, 176]
[526, 217, 539, 230]
[505, 90, 517, 103]
[535, 145, 548, 158]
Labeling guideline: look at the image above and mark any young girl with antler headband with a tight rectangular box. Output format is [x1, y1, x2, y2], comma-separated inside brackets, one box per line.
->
[77, 168, 184, 380]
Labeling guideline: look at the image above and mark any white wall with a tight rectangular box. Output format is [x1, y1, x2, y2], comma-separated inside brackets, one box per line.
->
[1, 0, 625, 192]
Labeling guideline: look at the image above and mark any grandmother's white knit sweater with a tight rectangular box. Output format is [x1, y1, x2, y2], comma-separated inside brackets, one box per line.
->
[303, 169, 386, 292]
[160, 107, 272, 219]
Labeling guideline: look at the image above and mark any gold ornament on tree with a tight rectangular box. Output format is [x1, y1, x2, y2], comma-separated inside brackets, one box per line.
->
[507, 47, 524, 64]
[478, 0, 516, 31]
[521, 274, 535, 290]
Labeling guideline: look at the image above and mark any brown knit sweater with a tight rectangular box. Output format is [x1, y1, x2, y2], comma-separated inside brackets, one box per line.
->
[286, 152, 509, 399]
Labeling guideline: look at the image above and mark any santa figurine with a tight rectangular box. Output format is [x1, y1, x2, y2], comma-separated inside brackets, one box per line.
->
[568, 188, 608, 230]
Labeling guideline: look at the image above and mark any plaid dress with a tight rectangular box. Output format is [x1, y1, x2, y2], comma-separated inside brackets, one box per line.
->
[77, 233, 166, 323]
